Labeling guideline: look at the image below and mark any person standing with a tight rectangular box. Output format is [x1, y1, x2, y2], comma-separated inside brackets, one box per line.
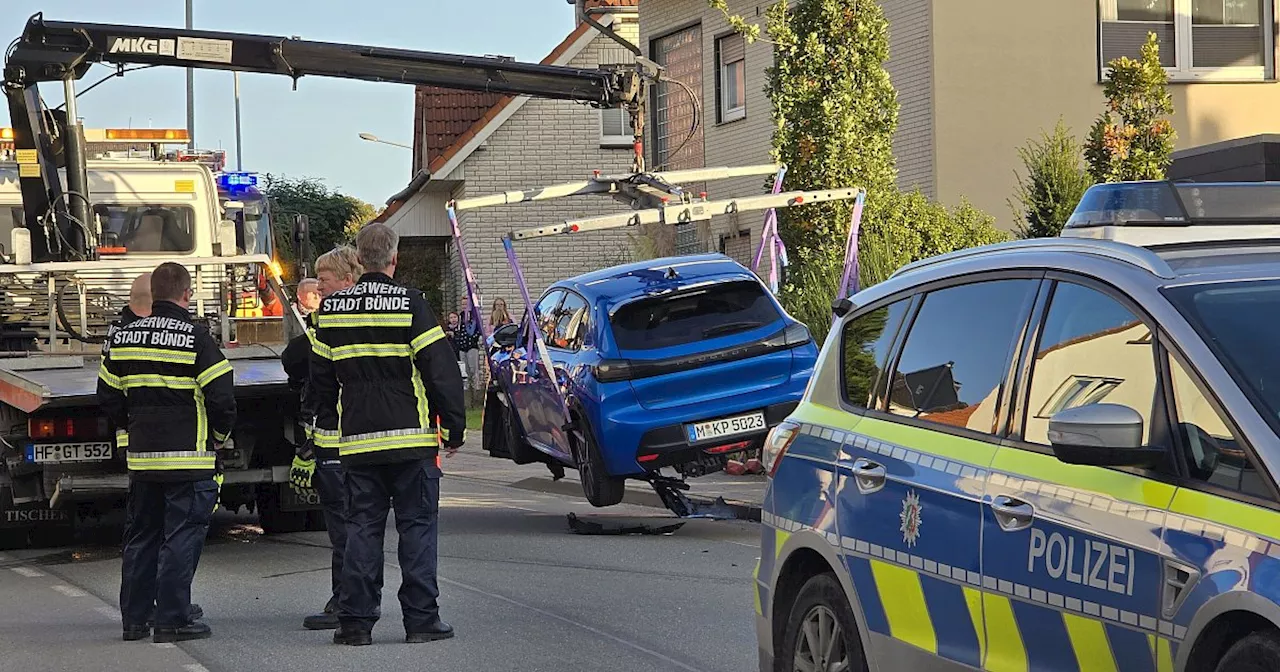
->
[103, 272, 152, 355]
[488, 297, 512, 330]
[282, 247, 362, 630]
[455, 297, 481, 407]
[97, 262, 236, 643]
[310, 223, 465, 646]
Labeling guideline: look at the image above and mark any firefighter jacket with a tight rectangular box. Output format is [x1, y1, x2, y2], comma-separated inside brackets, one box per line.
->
[281, 311, 338, 461]
[102, 305, 144, 356]
[309, 272, 465, 467]
[96, 300, 237, 482]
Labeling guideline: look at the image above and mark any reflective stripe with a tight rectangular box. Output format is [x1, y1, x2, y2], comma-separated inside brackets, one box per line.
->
[983, 593, 1028, 672]
[109, 347, 197, 365]
[115, 431, 129, 448]
[336, 428, 440, 456]
[127, 451, 215, 470]
[332, 343, 413, 360]
[313, 427, 340, 448]
[411, 326, 445, 354]
[120, 374, 197, 390]
[312, 340, 334, 360]
[196, 359, 233, 387]
[870, 559, 937, 654]
[213, 429, 230, 443]
[1065, 613, 1118, 672]
[410, 366, 430, 429]
[317, 313, 412, 329]
[1150, 634, 1175, 672]
[98, 361, 123, 389]
[961, 587, 986, 666]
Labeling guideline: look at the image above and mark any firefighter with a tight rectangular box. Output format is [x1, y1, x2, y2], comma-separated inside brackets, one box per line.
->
[310, 223, 465, 646]
[97, 262, 237, 644]
[103, 272, 152, 355]
[281, 248, 362, 630]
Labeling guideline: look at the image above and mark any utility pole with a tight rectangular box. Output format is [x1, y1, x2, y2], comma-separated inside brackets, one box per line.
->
[185, 0, 195, 149]
[234, 72, 243, 170]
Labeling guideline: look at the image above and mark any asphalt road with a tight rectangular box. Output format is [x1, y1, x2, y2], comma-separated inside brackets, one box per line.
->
[0, 473, 761, 672]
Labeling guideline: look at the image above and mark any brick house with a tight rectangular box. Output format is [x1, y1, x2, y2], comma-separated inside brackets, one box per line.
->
[372, 1, 642, 330]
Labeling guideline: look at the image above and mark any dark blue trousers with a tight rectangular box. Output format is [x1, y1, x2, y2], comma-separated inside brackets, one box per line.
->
[120, 478, 217, 628]
[340, 459, 441, 633]
[314, 460, 349, 605]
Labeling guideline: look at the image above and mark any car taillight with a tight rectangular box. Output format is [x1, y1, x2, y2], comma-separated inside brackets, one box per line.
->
[762, 421, 800, 477]
[592, 359, 635, 383]
[28, 416, 107, 440]
[762, 323, 812, 349]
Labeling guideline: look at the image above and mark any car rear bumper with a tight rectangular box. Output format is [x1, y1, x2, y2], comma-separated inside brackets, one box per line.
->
[628, 400, 798, 474]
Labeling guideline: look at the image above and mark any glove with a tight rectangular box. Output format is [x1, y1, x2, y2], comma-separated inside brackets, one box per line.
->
[289, 454, 316, 492]
[212, 472, 224, 513]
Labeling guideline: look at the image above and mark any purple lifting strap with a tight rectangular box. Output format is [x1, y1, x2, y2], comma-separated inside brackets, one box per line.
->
[448, 205, 495, 377]
[752, 166, 788, 291]
[834, 190, 867, 327]
[503, 237, 573, 423]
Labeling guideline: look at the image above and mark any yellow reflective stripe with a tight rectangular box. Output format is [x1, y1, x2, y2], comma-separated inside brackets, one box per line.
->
[194, 386, 208, 449]
[962, 587, 986, 667]
[1168, 487, 1280, 546]
[982, 593, 1027, 672]
[787, 401, 854, 430]
[774, 528, 792, 559]
[1065, 612, 1118, 672]
[115, 431, 129, 448]
[110, 347, 197, 365]
[313, 428, 340, 448]
[127, 455, 216, 470]
[312, 340, 334, 360]
[853, 414, 1000, 466]
[752, 560, 763, 616]
[410, 366, 430, 429]
[336, 433, 440, 457]
[991, 444, 1175, 510]
[98, 361, 123, 389]
[213, 428, 230, 442]
[411, 325, 445, 354]
[196, 359, 233, 387]
[869, 558, 936, 654]
[439, 427, 451, 442]
[332, 343, 413, 360]
[1150, 634, 1175, 672]
[317, 313, 412, 328]
[120, 374, 197, 390]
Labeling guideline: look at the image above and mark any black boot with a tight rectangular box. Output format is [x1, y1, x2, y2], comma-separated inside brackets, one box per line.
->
[333, 624, 372, 646]
[303, 596, 339, 630]
[146, 603, 203, 627]
[122, 625, 150, 642]
[153, 621, 212, 643]
[405, 619, 454, 643]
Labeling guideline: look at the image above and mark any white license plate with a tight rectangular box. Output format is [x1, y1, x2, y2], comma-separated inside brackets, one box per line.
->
[686, 412, 767, 443]
[25, 442, 113, 464]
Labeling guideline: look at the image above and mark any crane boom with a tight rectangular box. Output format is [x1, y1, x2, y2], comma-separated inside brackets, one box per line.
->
[2, 12, 651, 262]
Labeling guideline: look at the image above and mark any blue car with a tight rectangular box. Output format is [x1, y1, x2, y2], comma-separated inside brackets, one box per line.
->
[481, 253, 818, 508]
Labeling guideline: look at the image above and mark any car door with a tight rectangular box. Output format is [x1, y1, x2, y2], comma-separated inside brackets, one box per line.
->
[835, 275, 1041, 670]
[540, 290, 591, 461]
[983, 275, 1176, 672]
[508, 289, 566, 455]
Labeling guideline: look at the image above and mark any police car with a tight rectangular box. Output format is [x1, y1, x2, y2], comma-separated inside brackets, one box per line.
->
[755, 180, 1280, 672]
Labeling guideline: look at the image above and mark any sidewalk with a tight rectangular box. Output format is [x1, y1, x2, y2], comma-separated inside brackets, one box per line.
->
[0, 552, 208, 672]
[442, 445, 765, 520]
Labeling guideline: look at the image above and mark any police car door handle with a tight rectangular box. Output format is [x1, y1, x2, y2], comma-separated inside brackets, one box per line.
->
[852, 459, 886, 495]
[990, 495, 1035, 532]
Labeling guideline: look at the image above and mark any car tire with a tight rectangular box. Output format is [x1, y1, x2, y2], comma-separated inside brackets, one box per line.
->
[569, 414, 625, 508]
[778, 573, 867, 672]
[1215, 631, 1280, 672]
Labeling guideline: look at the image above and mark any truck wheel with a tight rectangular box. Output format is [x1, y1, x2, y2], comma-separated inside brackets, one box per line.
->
[779, 573, 868, 672]
[569, 415, 625, 508]
[256, 486, 308, 534]
[1215, 631, 1280, 672]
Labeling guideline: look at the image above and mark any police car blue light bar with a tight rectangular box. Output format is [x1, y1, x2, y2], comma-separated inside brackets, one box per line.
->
[217, 172, 259, 189]
[1061, 180, 1280, 247]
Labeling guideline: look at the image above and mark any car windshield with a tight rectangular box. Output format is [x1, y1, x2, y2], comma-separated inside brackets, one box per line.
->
[610, 279, 781, 351]
[1164, 279, 1280, 424]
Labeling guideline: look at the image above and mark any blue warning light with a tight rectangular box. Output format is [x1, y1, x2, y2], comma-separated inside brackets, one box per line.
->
[217, 172, 259, 191]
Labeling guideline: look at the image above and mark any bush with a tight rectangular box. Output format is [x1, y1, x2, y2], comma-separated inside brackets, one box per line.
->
[1010, 118, 1094, 238]
[1084, 32, 1176, 183]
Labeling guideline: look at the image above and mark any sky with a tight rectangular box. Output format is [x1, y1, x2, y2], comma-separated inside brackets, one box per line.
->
[2, 1, 578, 205]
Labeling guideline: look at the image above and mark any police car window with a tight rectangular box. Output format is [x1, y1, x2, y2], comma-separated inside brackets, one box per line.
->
[93, 204, 196, 253]
[550, 292, 589, 351]
[886, 279, 1038, 433]
[842, 299, 910, 409]
[1169, 355, 1271, 500]
[1023, 282, 1156, 446]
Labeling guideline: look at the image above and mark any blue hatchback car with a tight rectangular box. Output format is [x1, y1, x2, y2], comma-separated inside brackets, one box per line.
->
[481, 253, 818, 507]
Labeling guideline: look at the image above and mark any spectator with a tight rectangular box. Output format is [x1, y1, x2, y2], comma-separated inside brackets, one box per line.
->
[294, 278, 321, 317]
[489, 298, 513, 329]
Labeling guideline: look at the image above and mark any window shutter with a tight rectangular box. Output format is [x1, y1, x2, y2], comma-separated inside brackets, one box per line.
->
[720, 33, 745, 64]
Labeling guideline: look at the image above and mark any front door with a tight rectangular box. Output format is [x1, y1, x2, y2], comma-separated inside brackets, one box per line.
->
[507, 289, 567, 456]
[540, 290, 591, 461]
[835, 276, 1041, 669]
[983, 277, 1173, 671]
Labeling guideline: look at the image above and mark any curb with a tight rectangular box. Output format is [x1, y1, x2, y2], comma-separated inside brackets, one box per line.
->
[506, 476, 762, 522]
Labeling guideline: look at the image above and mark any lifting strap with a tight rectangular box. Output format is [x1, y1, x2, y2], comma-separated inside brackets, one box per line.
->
[447, 203, 494, 377]
[834, 190, 867, 327]
[502, 237, 573, 426]
[751, 166, 789, 294]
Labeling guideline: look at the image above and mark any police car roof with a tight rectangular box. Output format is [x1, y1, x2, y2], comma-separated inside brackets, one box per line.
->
[556, 253, 760, 305]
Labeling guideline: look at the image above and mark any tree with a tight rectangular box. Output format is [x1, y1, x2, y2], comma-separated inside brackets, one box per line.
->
[1009, 118, 1094, 238]
[1084, 32, 1176, 183]
[262, 175, 377, 280]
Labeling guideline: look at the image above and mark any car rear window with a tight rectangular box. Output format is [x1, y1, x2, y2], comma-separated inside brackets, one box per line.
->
[610, 279, 781, 351]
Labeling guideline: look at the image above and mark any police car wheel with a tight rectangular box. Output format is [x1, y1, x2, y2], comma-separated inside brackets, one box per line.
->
[1215, 630, 1280, 672]
[781, 573, 866, 672]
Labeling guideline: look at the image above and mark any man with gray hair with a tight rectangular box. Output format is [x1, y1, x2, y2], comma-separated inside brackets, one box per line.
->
[310, 222, 465, 646]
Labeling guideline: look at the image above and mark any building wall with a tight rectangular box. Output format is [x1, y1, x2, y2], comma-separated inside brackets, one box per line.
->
[883, 0, 935, 198]
[446, 18, 642, 322]
[931, 0, 1280, 229]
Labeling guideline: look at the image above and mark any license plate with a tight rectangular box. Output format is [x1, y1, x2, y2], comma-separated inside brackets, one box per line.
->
[686, 412, 767, 444]
[25, 442, 113, 464]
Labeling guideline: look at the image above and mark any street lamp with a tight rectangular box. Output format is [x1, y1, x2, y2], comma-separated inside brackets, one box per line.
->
[358, 132, 411, 150]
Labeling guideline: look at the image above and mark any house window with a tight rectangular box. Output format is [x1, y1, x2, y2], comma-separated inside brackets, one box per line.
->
[600, 107, 634, 148]
[651, 24, 705, 171]
[1099, 0, 1274, 81]
[716, 33, 746, 123]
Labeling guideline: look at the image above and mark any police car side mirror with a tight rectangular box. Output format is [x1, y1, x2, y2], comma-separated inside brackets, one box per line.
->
[1047, 403, 1165, 468]
[493, 323, 520, 349]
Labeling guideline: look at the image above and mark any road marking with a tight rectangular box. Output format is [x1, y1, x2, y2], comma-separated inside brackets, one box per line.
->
[440, 575, 710, 672]
[95, 605, 122, 620]
[10, 566, 44, 577]
[152, 643, 176, 649]
[51, 584, 87, 597]
[183, 665, 210, 672]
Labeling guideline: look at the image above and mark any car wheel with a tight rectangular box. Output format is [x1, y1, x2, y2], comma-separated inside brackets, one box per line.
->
[779, 573, 867, 672]
[1215, 631, 1280, 672]
[569, 414, 625, 508]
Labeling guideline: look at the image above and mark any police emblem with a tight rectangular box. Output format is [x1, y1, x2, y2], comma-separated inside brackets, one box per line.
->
[900, 490, 923, 547]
